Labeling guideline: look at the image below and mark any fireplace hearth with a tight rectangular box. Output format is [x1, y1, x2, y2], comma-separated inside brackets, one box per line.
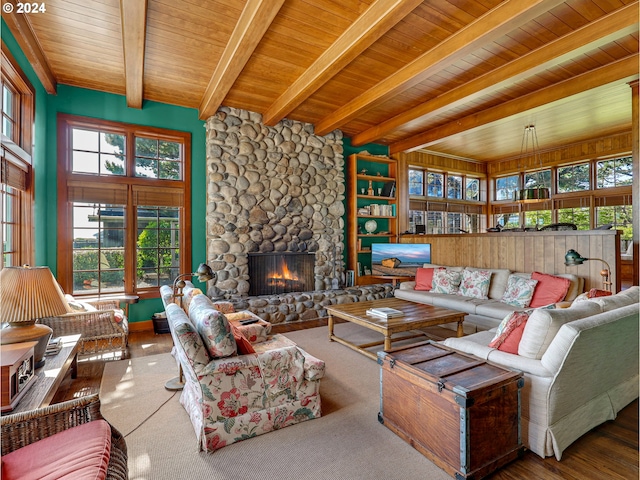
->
[248, 253, 315, 296]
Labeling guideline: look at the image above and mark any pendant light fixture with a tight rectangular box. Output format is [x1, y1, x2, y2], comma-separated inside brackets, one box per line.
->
[513, 125, 551, 203]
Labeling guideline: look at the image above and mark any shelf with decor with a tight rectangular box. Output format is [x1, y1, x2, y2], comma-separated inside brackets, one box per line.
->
[347, 153, 398, 286]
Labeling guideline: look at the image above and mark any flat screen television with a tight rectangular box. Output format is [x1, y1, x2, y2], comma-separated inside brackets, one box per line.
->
[371, 243, 431, 276]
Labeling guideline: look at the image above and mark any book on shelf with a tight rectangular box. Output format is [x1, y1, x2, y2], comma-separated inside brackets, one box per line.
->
[366, 307, 404, 319]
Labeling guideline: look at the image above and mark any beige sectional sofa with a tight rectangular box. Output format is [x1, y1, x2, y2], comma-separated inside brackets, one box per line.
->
[394, 265, 583, 332]
[441, 287, 639, 460]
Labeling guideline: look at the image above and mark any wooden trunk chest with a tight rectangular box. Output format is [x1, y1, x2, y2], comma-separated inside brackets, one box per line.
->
[378, 341, 524, 479]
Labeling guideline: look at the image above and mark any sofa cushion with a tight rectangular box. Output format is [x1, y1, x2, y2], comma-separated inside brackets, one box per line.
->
[501, 275, 538, 307]
[489, 311, 530, 354]
[189, 294, 237, 358]
[229, 322, 256, 355]
[529, 272, 571, 307]
[518, 301, 602, 359]
[182, 285, 203, 312]
[166, 303, 212, 368]
[474, 300, 523, 320]
[588, 286, 639, 312]
[458, 269, 491, 299]
[414, 267, 442, 291]
[432, 269, 462, 294]
[394, 287, 435, 305]
[1, 419, 111, 480]
[465, 267, 512, 300]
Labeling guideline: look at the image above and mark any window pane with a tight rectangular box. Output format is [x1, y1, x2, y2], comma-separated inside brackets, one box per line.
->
[72, 129, 125, 176]
[524, 169, 551, 189]
[427, 173, 443, 197]
[159, 160, 181, 180]
[557, 207, 590, 230]
[100, 154, 125, 175]
[447, 213, 462, 233]
[495, 175, 518, 200]
[73, 128, 99, 151]
[426, 211, 444, 234]
[597, 156, 632, 188]
[72, 203, 126, 294]
[524, 210, 551, 229]
[408, 169, 423, 195]
[135, 137, 183, 180]
[466, 178, 479, 201]
[447, 175, 462, 199]
[2, 85, 12, 115]
[136, 206, 180, 289]
[463, 213, 481, 233]
[494, 213, 520, 229]
[136, 158, 159, 178]
[558, 163, 590, 192]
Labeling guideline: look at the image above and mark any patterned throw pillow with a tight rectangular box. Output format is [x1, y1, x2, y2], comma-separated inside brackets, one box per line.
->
[414, 267, 443, 291]
[431, 269, 463, 294]
[189, 294, 237, 358]
[458, 269, 492, 299]
[489, 311, 531, 353]
[501, 275, 538, 307]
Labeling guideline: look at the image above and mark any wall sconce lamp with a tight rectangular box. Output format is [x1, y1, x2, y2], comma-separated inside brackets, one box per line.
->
[165, 263, 214, 391]
[564, 249, 612, 292]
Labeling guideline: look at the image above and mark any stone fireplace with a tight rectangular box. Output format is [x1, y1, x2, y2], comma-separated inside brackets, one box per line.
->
[205, 106, 346, 300]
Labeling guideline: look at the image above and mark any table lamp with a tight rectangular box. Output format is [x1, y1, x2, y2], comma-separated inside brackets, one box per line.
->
[564, 249, 612, 292]
[0, 266, 71, 368]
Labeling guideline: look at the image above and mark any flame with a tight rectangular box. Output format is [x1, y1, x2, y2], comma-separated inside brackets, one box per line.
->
[267, 261, 299, 286]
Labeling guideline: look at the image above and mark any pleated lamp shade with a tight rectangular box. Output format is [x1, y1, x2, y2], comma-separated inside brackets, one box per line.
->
[0, 266, 71, 368]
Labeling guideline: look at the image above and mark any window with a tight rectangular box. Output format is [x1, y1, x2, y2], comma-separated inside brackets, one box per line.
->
[466, 178, 480, 201]
[495, 175, 518, 201]
[596, 204, 632, 252]
[524, 169, 551, 190]
[524, 210, 551, 229]
[494, 213, 520, 229]
[557, 207, 590, 230]
[447, 175, 462, 199]
[558, 162, 590, 192]
[1, 43, 35, 268]
[408, 169, 423, 195]
[427, 172, 443, 197]
[58, 115, 191, 298]
[597, 156, 632, 188]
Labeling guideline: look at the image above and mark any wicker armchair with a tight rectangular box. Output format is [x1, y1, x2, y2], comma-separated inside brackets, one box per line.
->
[1, 394, 128, 480]
[40, 298, 128, 358]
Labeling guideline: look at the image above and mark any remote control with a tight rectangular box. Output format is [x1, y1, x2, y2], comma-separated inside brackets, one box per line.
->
[240, 319, 259, 325]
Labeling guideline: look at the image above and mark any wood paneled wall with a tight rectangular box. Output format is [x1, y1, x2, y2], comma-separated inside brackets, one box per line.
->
[399, 230, 621, 293]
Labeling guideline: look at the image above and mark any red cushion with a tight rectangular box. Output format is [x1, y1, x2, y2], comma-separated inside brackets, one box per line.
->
[229, 322, 256, 355]
[497, 320, 528, 354]
[489, 311, 530, 353]
[529, 272, 571, 308]
[414, 267, 441, 291]
[587, 288, 612, 298]
[1, 419, 111, 480]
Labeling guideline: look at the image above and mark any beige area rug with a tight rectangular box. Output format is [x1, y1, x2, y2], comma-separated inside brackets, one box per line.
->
[100, 323, 450, 480]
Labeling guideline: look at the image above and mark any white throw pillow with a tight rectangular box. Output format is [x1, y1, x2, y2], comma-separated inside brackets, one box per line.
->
[501, 275, 538, 307]
[431, 269, 463, 294]
[458, 269, 491, 299]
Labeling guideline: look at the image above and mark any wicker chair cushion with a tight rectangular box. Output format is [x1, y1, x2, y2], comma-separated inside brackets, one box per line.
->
[1, 419, 112, 480]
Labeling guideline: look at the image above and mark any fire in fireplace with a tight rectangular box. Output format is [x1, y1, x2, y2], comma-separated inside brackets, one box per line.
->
[248, 252, 315, 296]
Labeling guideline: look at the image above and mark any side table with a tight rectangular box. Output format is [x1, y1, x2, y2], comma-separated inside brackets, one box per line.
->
[2, 334, 81, 415]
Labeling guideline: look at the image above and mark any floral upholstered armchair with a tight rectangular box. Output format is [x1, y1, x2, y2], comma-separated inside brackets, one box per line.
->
[160, 284, 325, 452]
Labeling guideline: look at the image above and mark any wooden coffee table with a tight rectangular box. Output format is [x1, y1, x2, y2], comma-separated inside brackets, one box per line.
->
[327, 298, 465, 360]
[3, 334, 81, 414]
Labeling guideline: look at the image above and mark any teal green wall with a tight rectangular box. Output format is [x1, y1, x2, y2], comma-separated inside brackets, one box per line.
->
[2, 20, 207, 321]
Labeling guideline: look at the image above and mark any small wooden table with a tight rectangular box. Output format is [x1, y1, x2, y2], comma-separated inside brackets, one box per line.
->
[3, 334, 81, 414]
[327, 298, 465, 360]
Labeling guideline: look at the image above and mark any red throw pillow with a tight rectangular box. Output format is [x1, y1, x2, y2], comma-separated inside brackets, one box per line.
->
[529, 272, 571, 308]
[489, 311, 530, 354]
[497, 320, 528, 354]
[414, 267, 442, 291]
[229, 322, 256, 355]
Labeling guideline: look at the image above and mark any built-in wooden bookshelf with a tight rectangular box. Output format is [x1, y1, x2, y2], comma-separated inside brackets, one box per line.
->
[347, 153, 398, 285]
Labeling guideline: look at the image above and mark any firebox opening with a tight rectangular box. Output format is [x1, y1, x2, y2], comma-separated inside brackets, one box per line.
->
[248, 253, 315, 296]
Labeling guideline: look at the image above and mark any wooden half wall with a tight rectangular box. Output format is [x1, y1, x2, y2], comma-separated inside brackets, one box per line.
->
[399, 230, 621, 293]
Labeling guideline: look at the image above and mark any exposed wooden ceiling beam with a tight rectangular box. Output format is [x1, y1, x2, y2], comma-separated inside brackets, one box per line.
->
[314, 0, 566, 136]
[199, 0, 285, 120]
[352, 2, 639, 146]
[1, 11, 56, 94]
[120, 0, 148, 109]
[262, 0, 424, 126]
[389, 54, 639, 154]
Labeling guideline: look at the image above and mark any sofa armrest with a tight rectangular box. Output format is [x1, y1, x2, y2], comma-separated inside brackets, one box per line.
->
[40, 309, 128, 337]
[486, 350, 554, 377]
[297, 347, 325, 381]
[398, 281, 416, 290]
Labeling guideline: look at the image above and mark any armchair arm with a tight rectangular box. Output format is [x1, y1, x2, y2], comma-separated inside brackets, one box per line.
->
[40, 309, 127, 338]
[297, 347, 325, 381]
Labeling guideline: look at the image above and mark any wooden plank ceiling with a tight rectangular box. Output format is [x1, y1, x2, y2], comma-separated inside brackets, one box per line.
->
[3, 0, 638, 162]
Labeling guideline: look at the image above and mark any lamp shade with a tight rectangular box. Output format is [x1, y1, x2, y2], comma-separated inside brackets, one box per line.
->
[0, 266, 71, 323]
[195, 263, 214, 282]
[564, 249, 587, 266]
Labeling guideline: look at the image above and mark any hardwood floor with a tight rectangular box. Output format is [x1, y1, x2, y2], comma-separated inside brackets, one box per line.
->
[52, 327, 638, 480]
